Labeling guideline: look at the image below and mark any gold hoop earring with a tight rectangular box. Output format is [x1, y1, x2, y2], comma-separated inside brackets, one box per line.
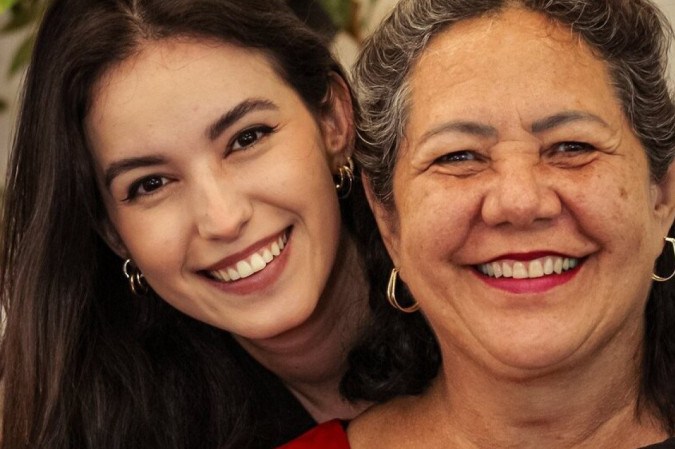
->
[652, 237, 675, 282]
[387, 268, 419, 313]
[123, 259, 149, 296]
[335, 157, 354, 199]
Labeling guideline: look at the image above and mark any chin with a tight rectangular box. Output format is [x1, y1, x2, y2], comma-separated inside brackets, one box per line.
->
[478, 336, 587, 379]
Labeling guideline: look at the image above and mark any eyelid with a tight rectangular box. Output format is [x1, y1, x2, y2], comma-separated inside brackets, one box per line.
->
[122, 174, 170, 202]
[227, 124, 278, 153]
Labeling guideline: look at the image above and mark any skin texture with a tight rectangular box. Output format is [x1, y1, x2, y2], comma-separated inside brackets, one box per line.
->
[87, 38, 368, 420]
[356, 7, 675, 449]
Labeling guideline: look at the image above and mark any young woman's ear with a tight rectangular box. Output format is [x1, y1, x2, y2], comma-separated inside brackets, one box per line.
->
[97, 220, 129, 259]
[318, 72, 355, 170]
[361, 174, 401, 266]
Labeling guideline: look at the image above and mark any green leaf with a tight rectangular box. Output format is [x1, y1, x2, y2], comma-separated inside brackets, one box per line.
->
[0, 0, 20, 15]
[0, 97, 7, 112]
[8, 33, 34, 76]
[1, 0, 44, 32]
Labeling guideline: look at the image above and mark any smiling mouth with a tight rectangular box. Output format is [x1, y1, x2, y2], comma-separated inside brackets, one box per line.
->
[205, 229, 290, 282]
[476, 255, 582, 279]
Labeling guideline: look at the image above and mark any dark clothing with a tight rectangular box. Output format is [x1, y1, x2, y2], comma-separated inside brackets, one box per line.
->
[641, 438, 675, 448]
[229, 338, 316, 447]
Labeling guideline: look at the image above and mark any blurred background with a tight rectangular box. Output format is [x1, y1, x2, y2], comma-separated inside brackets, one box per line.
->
[1, 0, 675, 188]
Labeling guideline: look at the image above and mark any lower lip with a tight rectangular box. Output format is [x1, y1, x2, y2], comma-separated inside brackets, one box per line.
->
[473, 264, 581, 294]
[205, 229, 293, 296]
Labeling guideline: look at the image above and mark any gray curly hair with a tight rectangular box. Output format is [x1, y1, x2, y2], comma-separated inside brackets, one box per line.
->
[354, 0, 675, 205]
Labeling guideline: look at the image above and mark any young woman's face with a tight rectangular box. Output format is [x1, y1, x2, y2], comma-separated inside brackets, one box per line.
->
[87, 39, 350, 340]
[370, 8, 675, 376]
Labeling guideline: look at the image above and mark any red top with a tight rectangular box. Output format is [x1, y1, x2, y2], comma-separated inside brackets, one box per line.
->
[277, 420, 350, 449]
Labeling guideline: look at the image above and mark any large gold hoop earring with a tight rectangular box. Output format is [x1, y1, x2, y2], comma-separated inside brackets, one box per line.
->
[123, 259, 149, 296]
[652, 237, 675, 282]
[334, 157, 354, 199]
[387, 268, 420, 313]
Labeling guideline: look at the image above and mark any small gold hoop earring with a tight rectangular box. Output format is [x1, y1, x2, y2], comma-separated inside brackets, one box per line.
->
[387, 268, 420, 313]
[123, 259, 149, 296]
[335, 157, 354, 199]
[652, 237, 675, 282]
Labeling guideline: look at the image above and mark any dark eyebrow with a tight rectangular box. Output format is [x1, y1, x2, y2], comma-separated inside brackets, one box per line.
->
[104, 155, 165, 190]
[206, 98, 278, 141]
[531, 111, 609, 133]
[419, 120, 498, 145]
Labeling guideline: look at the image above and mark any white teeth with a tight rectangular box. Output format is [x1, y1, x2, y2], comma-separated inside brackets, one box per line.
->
[271, 242, 281, 256]
[227, 268, 241, 281]
[513, 262, 528, 279]
[250, 253, 266, 273]
[477, 256, 580, 280]
[528, 260, 544, 278]
[236, 261, 253, 278]
[208, 231, 290, 283]
[543, 257, 553, 275]
[503, 263, 513, 278]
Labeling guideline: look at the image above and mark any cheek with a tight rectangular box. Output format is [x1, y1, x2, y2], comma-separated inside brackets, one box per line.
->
[396, 178, 478, 265]
[113, 207, 188, 275]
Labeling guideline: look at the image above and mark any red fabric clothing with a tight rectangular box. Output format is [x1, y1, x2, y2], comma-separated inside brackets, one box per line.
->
[277, 420, 350, 449]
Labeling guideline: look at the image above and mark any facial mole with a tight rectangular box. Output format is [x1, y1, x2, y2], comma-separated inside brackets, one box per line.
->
[619, 187, 628, 199]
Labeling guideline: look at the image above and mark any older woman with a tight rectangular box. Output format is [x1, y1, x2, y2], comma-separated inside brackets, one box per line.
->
[281, 0, 675, 448]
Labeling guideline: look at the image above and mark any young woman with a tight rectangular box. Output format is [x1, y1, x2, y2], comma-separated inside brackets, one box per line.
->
[0, 0, 370, 447]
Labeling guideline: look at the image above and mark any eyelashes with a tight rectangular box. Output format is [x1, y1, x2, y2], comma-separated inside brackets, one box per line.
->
[123, 175, 170, 202]
[229, 124, 278, 153]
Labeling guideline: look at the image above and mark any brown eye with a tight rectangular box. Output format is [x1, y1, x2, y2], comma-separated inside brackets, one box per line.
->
[552, 142, 595, 154]
[124, 175, 169, 201]
[435, 150, 481, 164]
[230, 125, 276, 151]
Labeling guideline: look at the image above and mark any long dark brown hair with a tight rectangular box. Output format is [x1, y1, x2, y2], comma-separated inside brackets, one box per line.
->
[0, 0, 362, 447]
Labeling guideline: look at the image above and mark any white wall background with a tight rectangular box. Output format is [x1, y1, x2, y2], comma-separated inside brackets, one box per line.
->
[2, 1, 675, 186]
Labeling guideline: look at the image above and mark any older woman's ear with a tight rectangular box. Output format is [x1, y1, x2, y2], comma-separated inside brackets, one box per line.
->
[319, 73, 355, 169]
[652, 162, 675, 236]
[361, 174, 401, 265]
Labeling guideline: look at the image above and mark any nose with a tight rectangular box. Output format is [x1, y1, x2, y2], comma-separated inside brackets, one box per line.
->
[192, 173, 253, 241]
[481, 157, 561, 228]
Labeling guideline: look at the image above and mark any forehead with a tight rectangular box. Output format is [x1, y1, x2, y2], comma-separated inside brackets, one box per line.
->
[85, 38, 300, 164]
[89, 37, 284, 117]
[407, 7, 622, 131]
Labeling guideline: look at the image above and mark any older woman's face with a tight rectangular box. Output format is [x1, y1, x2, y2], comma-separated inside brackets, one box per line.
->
[372, 8, 675, 376]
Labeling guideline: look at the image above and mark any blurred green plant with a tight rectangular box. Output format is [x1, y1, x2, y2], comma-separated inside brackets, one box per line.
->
[319, 0, 352, 29]
[0, 0, 47, 112]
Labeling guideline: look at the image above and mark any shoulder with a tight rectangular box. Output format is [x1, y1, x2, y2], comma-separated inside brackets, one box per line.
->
[277, 420, 350, 449]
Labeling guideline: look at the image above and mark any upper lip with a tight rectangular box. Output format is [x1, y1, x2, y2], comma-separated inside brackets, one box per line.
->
[479, 251, 581, 264]
[201, 228, 289, 272]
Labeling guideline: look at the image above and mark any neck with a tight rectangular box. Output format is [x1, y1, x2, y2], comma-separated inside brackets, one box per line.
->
[235, 229, 370, 422]
[418, 326, 667, 449]
[353, 319, 668, 449]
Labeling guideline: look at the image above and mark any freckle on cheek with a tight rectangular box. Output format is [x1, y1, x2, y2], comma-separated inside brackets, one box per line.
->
[619, 187, 628, 199]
